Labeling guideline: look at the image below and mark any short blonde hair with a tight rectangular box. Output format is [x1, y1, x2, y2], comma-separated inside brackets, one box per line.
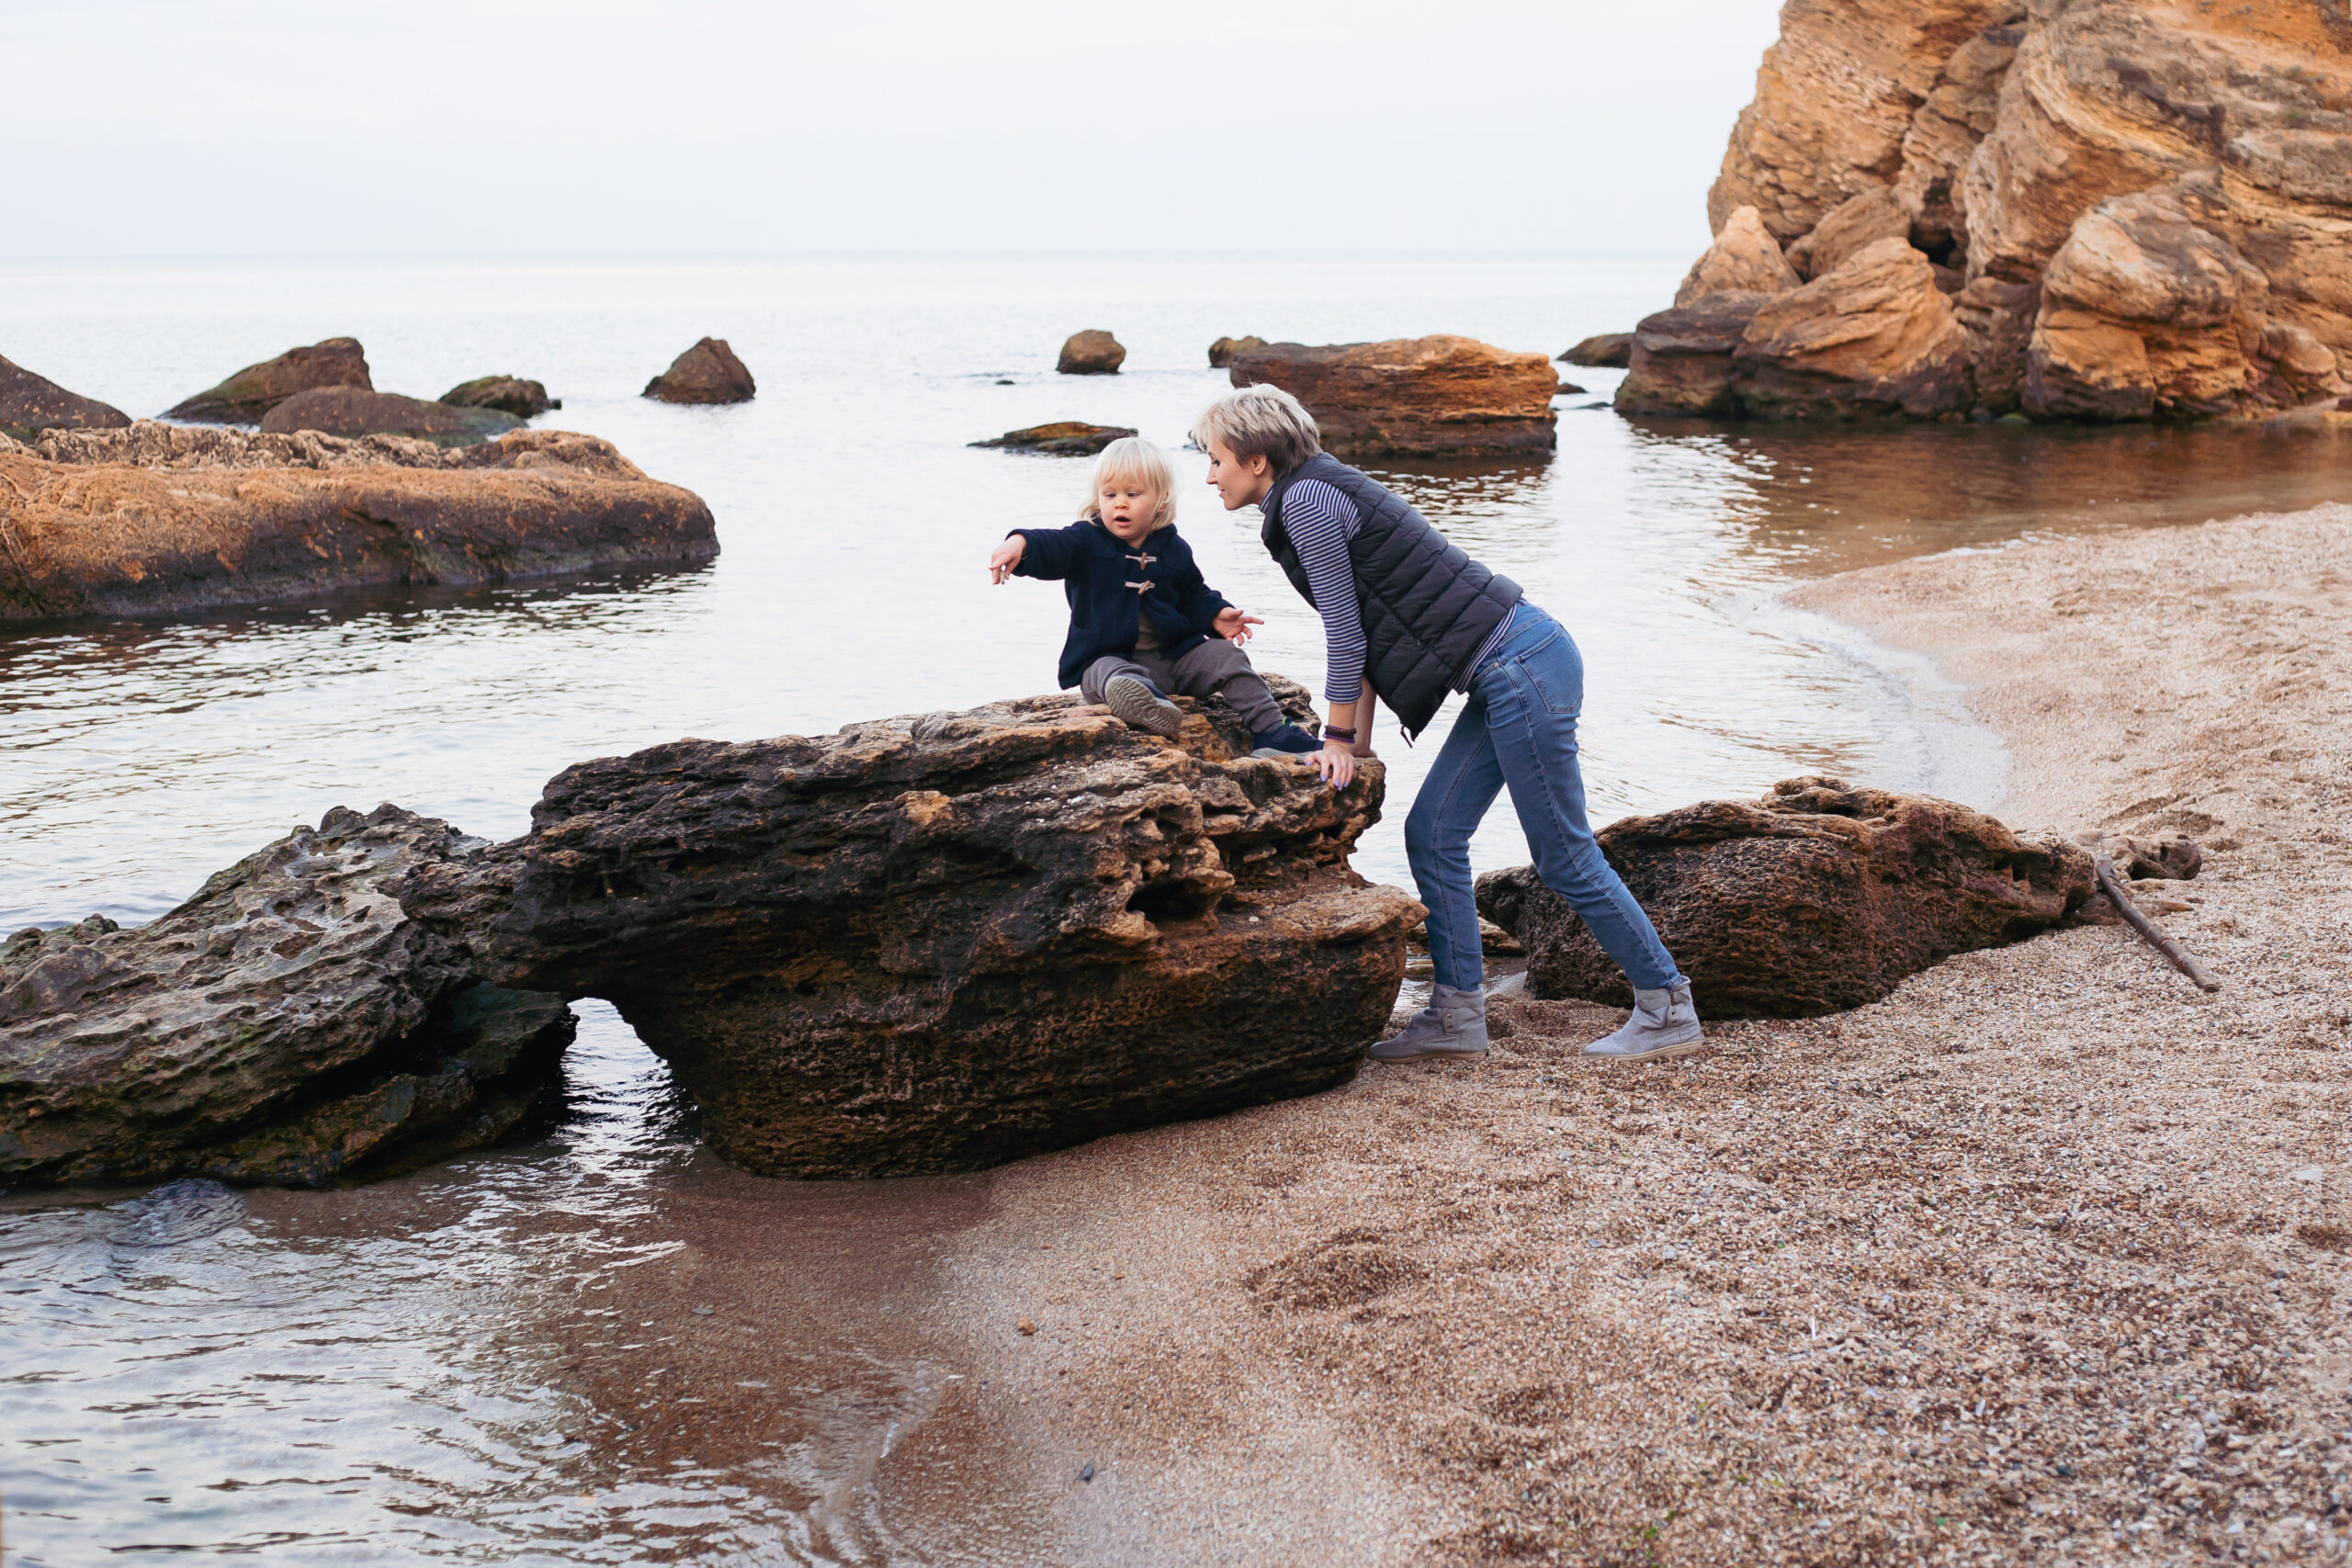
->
[1080, 436, 1178, 531]
[1193, 383, 1323, 475]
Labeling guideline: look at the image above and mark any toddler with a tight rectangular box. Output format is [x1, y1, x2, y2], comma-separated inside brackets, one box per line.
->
[987, 436, 1320, 757]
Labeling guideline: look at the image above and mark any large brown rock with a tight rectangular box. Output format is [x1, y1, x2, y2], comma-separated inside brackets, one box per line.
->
[0, 805, 574, 1188]
[644, 337, 755, 404]
[404, 685, 1423, 1179]
[0, 354, 130, 441]
[1710, 0, 2026, 244]
[1734, 238, 1974, 418]
[1685, 0, 2352, 422]
[1208, 335, 1267, 368]
[442, 376, 559, 418]
[1675, 206, 1802, 306]
[1057, 330, 1127, 375]
[1476, 776, 2096, 1018]
[1615, 294, 1770, 417]
[260, 386, 523, 446]
[1561, 333, 1635, 369]
[0, 423, 717, 620]
[1228, 335, 1558, 458]
[164, 336, 372, 424]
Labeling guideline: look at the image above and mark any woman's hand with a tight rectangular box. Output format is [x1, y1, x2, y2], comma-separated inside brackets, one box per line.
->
[1309, 739, 1356, 789]
[1213, 606, 1263, 646]
[989, 536, 1026, 584]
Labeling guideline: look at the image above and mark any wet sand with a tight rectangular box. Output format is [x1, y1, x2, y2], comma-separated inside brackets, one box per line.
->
[897, 502, 2352, 1564]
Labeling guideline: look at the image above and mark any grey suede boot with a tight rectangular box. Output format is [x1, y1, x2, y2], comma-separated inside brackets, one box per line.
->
[1102, 674, 1183, 737]
[1582, 983, 1704, 1062]
[1369, 983, 1489, 1063]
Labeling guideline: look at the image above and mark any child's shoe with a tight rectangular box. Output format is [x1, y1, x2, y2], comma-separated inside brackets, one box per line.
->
[1102, 674, 1183, 738]
[1249, 723, 1322, 760]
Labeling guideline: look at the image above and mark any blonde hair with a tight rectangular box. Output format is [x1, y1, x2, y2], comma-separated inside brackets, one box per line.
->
[1193, 383, 1322, 475]
[1080, 435, 1178, 531]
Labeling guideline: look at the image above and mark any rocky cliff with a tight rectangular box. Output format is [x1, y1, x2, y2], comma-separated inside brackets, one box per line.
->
[1623, 0, 2352, 422]
[0, 423, 716, 620]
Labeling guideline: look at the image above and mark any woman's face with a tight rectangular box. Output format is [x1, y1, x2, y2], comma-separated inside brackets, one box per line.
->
[1204, 439, 1273, 511]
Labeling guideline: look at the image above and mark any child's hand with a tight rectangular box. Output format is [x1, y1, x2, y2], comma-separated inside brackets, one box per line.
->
[989, 536, 1027, 584]
[1213, 606, 1263, 646]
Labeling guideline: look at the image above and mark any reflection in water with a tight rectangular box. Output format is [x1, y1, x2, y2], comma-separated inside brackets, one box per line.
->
[6, 254, 2350, 1562]
[0, 1004, 1023, 1566]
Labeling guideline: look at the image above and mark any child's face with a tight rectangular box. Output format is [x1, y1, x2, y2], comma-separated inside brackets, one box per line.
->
[1098, 479, 1160, 545]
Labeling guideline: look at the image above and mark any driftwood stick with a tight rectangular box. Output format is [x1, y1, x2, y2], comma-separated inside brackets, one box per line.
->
[2095, 857, 2221, 992]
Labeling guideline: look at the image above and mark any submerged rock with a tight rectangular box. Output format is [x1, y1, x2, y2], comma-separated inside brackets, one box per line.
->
[0, 806, 573, 1188]
[442, 376, 560, 418]
[1057, 330, 1126, 375]
[644, 337, 755, 404]
[405, 683, 1422, 1179]
[0, 422, 717, 620]
[1208, 335, 1267, 368]
[970, 421, 1137, 455]
[1228, 335, 1557, 458]
[0, 354, 130, 441]
[164, 336, 373, 424]
[261, 387, 523, 446]
[1560, 333, 1634, 368]
[1476, 777, 2095, 1018]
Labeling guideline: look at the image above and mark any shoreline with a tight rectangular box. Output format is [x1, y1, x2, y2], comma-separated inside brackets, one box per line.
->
[899, 501, 2352, 1563]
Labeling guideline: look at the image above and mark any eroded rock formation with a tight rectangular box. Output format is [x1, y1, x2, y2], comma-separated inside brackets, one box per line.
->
[164, 336, 373, 424]
[1635, 0, 2352, 422]
[404, 685, 1421, 1179]
[644, 337, 755, 404]
[1228, 335, 1558, 458]
[261, 386, 523, 446]
[0, 806, 573, 1188]
[1675, 206, 1802, 307]
[0, 422, 716, 620]
[1561, 333, 1634, 368]
[1476, 777, 2095, 1017]
[1, 354, 130, 440]
[442, 376, 559, 418]
[1057, 330, 1127, 375]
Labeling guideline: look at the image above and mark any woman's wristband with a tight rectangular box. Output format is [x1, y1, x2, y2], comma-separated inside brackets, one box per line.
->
[1322, 725, 1357, 743]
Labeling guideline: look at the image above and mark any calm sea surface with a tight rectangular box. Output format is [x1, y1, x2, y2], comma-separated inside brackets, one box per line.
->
[6, 254, 2351, 1562]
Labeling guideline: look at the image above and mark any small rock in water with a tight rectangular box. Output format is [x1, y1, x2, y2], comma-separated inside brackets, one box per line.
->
[440, 376, 559, 418]
[643, 337, 755, 404]
[969, 421, 1136, 456]
[110, 1179, 246, 1248]
[1057, 330, 1125, 375]
[1078, 1461, 1095, 1483]
[1207, 334, 1266, 368]
[1016, 1317, 1037, 1336]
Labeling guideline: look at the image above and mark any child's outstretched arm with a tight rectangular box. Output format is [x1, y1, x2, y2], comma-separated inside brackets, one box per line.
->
[990, 523, 1087, 583]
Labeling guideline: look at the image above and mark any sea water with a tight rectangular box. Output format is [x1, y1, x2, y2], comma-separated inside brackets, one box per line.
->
[6, 254, 2352, 1562]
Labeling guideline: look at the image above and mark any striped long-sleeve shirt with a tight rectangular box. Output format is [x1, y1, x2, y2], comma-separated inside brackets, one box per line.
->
[1279, 479, 1516, 708]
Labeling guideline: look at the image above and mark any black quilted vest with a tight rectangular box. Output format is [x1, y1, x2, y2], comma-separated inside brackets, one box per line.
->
[1260, 455, 1522, 738]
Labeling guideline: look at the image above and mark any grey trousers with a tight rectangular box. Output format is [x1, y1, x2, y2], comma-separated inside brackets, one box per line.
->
[1080, 639, 1284, 733]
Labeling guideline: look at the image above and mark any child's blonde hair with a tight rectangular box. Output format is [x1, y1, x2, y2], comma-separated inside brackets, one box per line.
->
[1079, 436, 1178, 531]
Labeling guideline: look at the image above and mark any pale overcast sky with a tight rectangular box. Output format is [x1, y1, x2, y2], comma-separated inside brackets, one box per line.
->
[5, 1, 1784, 255]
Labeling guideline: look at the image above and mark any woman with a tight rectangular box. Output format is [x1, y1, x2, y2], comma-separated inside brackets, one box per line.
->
[1194, 384, 1702, 1064]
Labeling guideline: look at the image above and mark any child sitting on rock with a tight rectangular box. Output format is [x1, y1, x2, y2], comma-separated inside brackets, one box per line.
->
[987, 435, 1321, 757]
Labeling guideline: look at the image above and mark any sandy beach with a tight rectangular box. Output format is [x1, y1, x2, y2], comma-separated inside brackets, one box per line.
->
[871, 502, 2352, 1564]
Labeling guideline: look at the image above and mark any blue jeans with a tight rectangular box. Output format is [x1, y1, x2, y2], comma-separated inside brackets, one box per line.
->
[1405, 604, 1686, 995]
